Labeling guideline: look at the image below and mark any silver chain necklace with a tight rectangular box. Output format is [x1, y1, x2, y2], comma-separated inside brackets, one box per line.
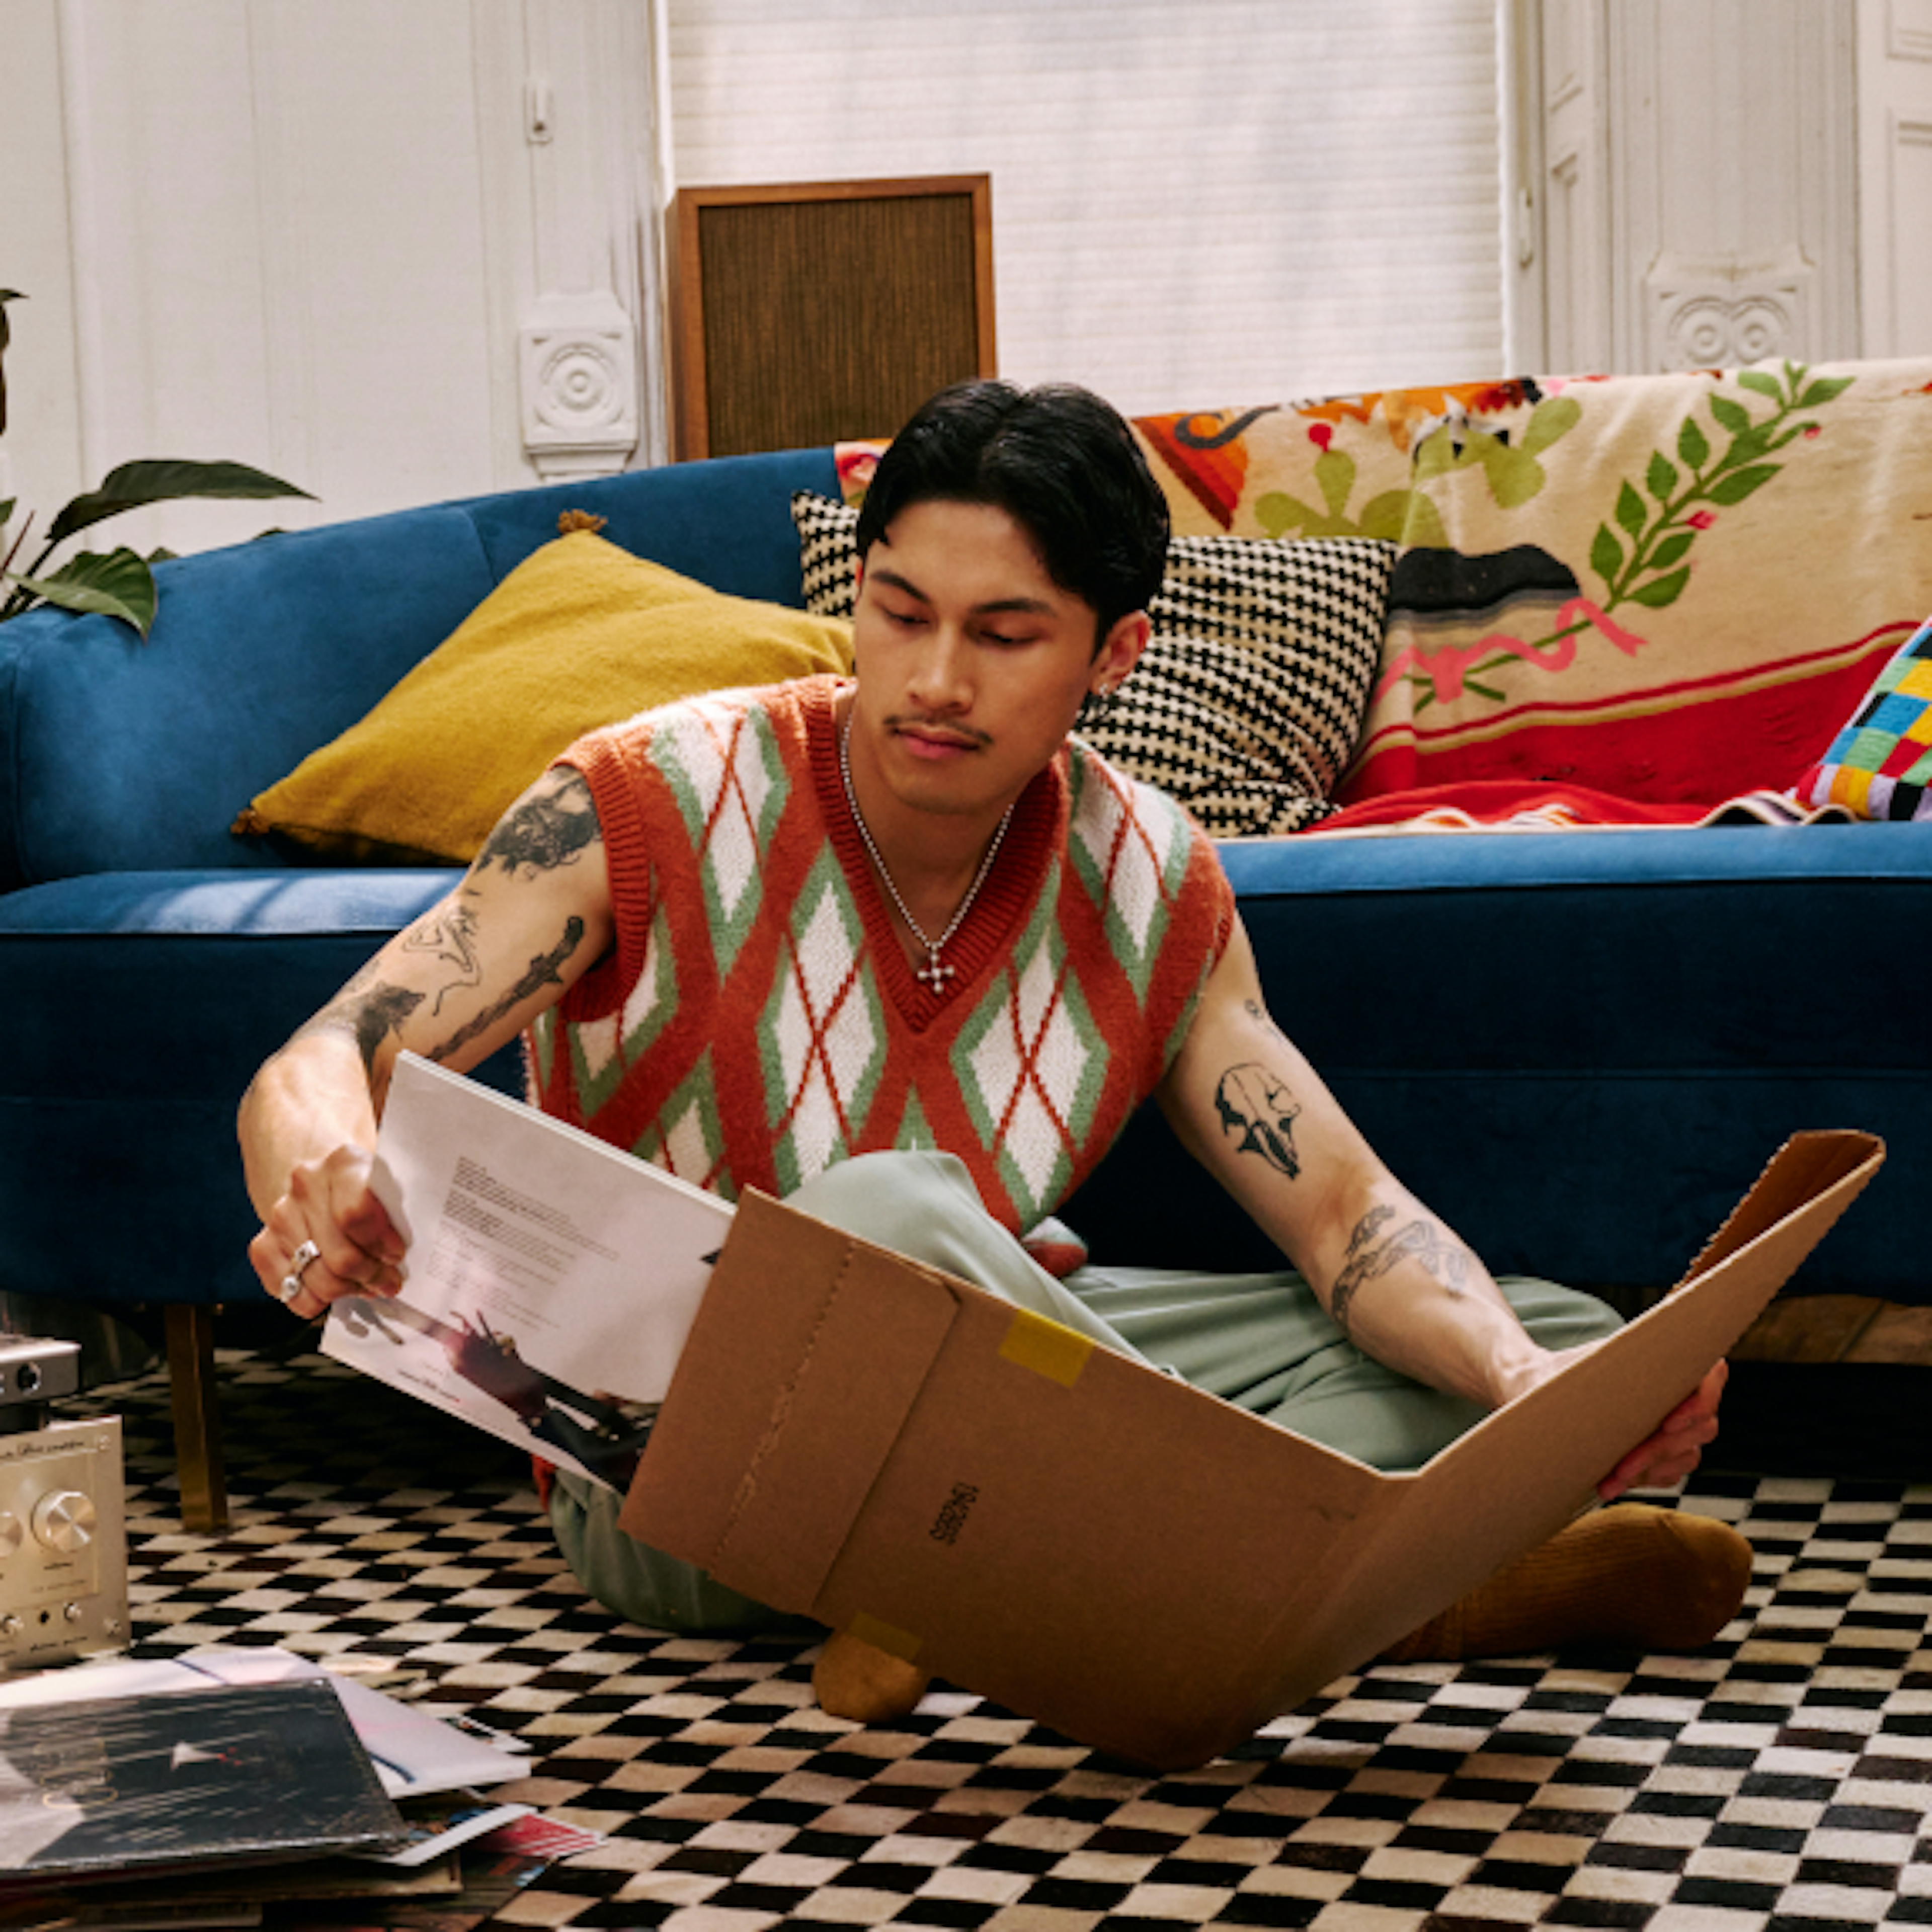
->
[839, 707, 1015, 993]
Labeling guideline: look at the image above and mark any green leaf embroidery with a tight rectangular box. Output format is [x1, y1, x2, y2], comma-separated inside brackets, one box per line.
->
[1707, 463, 1780, 506]
[1628, 566, 1691, 609]
[1677, 417, 1711, 469]
[1616, 481, 1646, 538]
[1798, 375, 1854, 408]
[1648, 530, 1695, 572]
[1590, 522, 1625, 587]
[1708, 394, 1752, 436]
[1313, 449, 1356, 522]
[1518, 394, 1582, 458]
[1737, 369, 1784, 401]
[1358, 489, 1445, 547]
[1646, 451, 1678, 501]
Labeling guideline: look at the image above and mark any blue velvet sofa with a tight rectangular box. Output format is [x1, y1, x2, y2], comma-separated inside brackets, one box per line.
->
[4, 358, 1928, 1529]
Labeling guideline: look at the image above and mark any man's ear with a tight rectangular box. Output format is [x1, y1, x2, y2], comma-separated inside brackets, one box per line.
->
[1091, 611, 1150, 698]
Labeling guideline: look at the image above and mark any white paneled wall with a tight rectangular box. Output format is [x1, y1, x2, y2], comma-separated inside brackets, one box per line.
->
[664, 0, 1508, 417]
[7, 1, 1916, 571]
[3, 0, 658, 561]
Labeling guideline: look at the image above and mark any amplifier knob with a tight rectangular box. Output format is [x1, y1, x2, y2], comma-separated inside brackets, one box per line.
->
[31, 1490, 96, 1555]
[0, 1513, 21, 1559]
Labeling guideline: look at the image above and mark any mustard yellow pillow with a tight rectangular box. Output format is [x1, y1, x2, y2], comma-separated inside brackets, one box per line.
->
[233, 528, 854, 863]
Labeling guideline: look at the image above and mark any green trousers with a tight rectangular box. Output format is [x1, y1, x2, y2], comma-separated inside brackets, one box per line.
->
[551, 1150, 1622, 1634]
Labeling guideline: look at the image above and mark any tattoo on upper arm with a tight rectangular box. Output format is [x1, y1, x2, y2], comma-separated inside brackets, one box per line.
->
[294, 982, 427, 1081]
[401, 900, 484, 1014]
[1329, 1207, 1472, 1342]
[428, 917, 587, 1063]
[470, 772, 600, 881]
[1214, 1061, 1302, 1177]
[1243, 997, 1289, 1048]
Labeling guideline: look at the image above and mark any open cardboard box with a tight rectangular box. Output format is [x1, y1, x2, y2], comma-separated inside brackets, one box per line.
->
[624, 1130, 1883, 1769]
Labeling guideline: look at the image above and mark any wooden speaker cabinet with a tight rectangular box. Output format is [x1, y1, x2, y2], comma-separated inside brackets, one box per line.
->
[668, 175, 995, 461]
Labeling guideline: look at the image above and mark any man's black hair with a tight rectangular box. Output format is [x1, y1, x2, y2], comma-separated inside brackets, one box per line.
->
[855, 380, 1170, 642]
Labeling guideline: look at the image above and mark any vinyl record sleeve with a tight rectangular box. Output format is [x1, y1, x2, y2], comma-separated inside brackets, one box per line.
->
[0, 1678, 405, 1884]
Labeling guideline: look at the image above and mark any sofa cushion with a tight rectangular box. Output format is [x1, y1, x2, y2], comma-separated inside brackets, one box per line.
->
[791, 493, 1391, 837]
[234, 529, 854, 865]
[0, 505, 500, 887]
[456, 446, 842, 607]
[0, 448, 845, 893]
[1792, 615, 1932, 821]
[0, 867, 523, 1308]
[1069, 821, 1932, 1303]
[1122, 362, 1932, 812]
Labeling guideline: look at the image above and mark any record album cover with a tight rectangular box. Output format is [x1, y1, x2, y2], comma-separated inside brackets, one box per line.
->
[0, 1679, 405, 1885]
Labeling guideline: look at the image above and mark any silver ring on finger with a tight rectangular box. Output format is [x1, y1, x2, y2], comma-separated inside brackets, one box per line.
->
[276, 1238, 322, 1305]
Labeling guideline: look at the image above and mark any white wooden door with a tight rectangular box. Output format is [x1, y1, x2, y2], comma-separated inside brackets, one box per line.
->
[1858, 0, 1932, 354]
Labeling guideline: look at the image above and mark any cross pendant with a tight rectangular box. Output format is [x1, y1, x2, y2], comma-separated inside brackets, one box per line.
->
[915, 951, 955, 992]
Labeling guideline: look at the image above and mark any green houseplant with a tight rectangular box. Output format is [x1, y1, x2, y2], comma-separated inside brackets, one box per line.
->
[0, 289, 313, 637]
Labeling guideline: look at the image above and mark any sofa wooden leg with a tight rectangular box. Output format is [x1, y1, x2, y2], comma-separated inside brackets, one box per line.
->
[165, 1306, 229, 1534]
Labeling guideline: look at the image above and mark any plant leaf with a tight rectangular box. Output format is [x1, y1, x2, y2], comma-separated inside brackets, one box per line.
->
[1677, 416, 1711, 470]
[1590, 521, 1624, 588]
[1518, 394, 1582, 458]
[1355, 489, 1416, 543]
[1649, 530, 1696, 572]
[1707, 463, 1780, 506]
[1798, 375, 1854, 408]
[1616, 480, 1647, 538]
[0, 289, 20, 438]
[6, 547, 158, 635]
[1629, 565, 1691, 609]
[1646, 451, 1678, 501]
[1253, 491, 1312, 538]
[1737, 369, 1784, 401]
[1708, 394, 1752, 436]
[48, 458, 314, 545]
[1313, 448, 1357, 522]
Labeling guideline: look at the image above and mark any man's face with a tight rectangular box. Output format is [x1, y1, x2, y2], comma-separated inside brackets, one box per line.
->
[849, 499, 1144, 831]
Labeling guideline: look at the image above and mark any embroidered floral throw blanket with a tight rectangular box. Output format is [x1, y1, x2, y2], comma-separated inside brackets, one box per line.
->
[1134, 361, 1932, 821]
[837, 359, 1932, 828]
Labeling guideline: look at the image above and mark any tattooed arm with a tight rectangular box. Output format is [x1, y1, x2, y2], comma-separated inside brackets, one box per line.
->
[238, 766, 613, 1316]
[1161, 915, 1726, 1491]
[1156, 916, 1549, 1411]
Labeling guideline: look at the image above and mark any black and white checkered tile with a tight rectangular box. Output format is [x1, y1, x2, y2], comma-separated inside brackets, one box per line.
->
[70, 1350, 1932, 1929]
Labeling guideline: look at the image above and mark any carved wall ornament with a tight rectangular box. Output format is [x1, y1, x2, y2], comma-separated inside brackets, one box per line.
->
[518, 294, 641, 481]
[1645, 248, 1817, 371]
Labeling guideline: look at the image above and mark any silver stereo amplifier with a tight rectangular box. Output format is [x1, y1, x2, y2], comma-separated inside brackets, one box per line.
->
[0, 1338, 128, 1672]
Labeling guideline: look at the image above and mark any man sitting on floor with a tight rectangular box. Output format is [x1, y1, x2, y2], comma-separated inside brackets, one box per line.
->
[238, 379, 1749, 1720]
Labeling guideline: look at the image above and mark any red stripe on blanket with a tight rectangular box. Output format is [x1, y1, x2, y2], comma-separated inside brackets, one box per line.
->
[1313, 781, 1709, 832]
[1341, 626, 1912, 808]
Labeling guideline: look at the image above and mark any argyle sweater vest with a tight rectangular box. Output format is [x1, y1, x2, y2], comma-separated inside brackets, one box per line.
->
[528, 677, 1236, 1235]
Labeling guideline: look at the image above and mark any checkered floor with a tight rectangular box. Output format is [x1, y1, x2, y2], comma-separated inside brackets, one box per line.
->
[67, 1347, 1932, 1930]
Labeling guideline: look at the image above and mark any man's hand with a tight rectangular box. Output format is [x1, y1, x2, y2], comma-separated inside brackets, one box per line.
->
[247, 1143, 407, 1320]
[1596, 1359, 1728, 1502]
[1499, 1347, 1729, 1501]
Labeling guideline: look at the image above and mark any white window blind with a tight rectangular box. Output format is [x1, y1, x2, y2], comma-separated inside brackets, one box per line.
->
[665, 0, 1505, 418]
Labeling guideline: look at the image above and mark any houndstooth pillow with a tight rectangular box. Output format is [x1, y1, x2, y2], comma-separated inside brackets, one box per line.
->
[790, 492, 1391, 836]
